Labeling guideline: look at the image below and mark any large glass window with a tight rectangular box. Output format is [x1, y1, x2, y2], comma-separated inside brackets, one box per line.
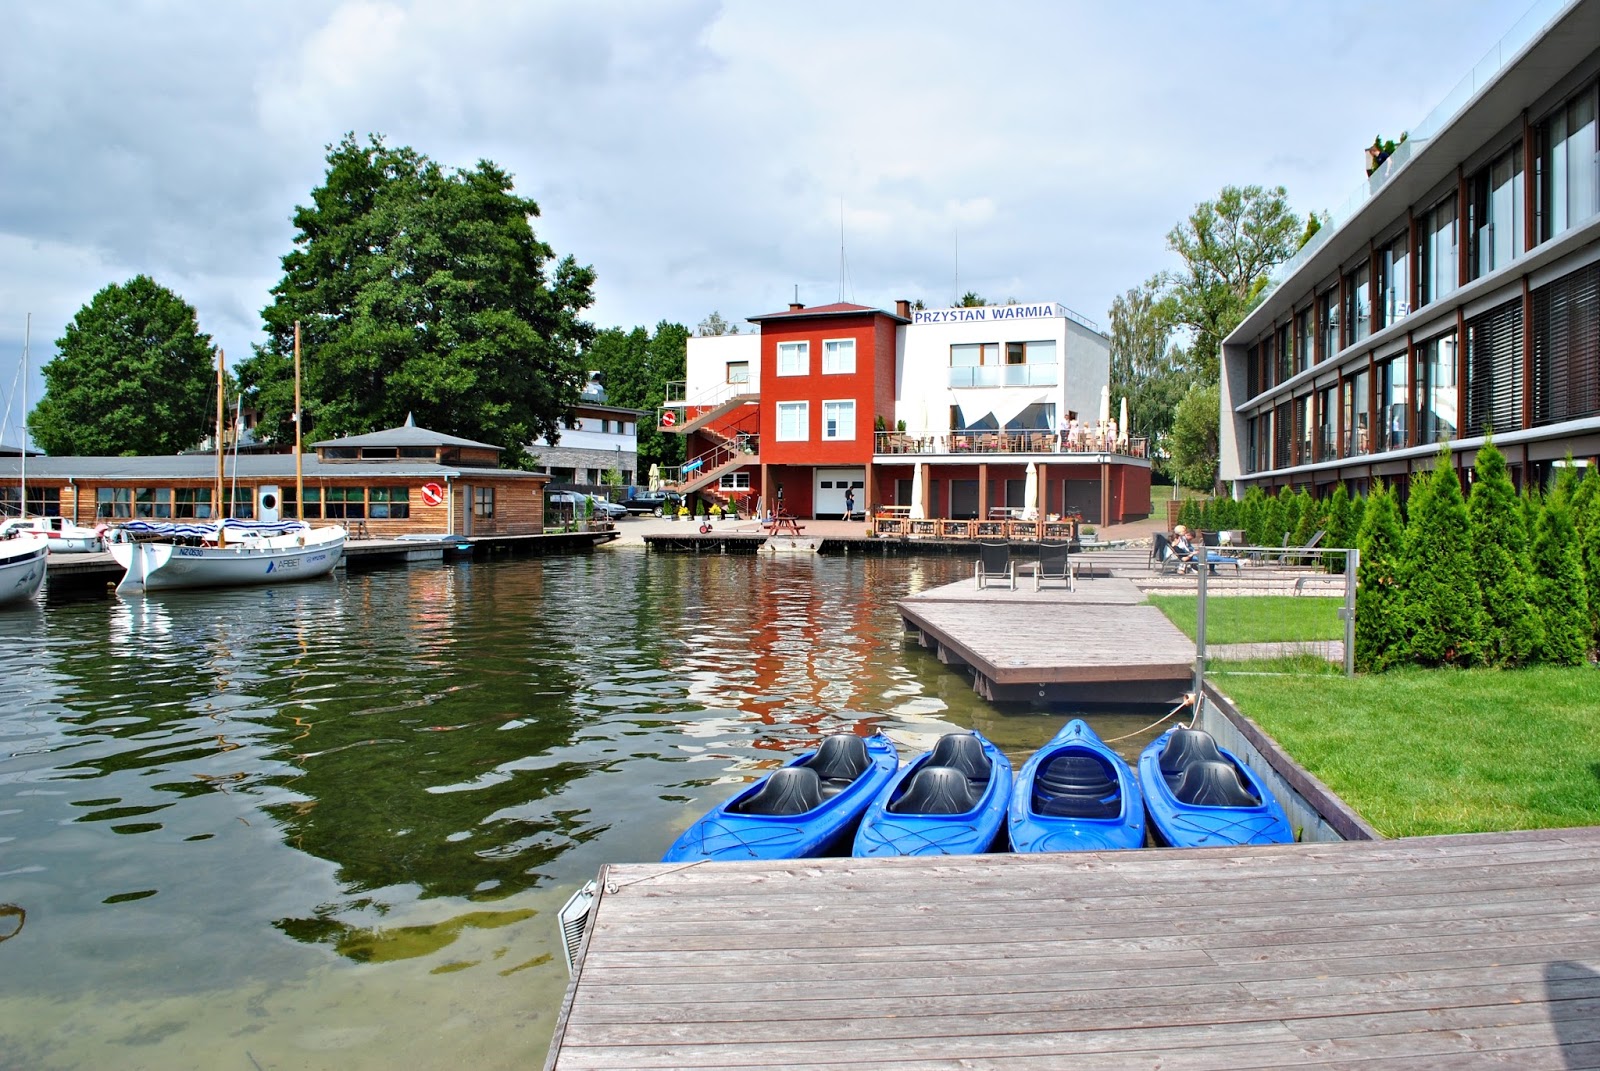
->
[1292, 395, 1310, 465]
[473, 487, 494, 518]
[1538, 84, 1598, 242]
[725, 361, 749, 384]
[1345, 262, 1372, 344]
[1464, 299, 1524, 437]
[0, 486, 60, 518]
[1420, 196, 1458, 306]
[324, 487, 365, 519]
[229, 488, 254, 520]
[821, 400, 855, 441]
[1294, 310, 1312, 376]
[1346, 368, 1370, 455]
[1380, 232, 1411, 326]
[133, 487, 172, 519]
[776, 401, 808, 441]
[821, 339, 855, 374]
[174, 488, 213, 519]
[96, 487, 131, 519]
[1417, 332, 1458, 443]
[776, 341, 808, 376]
[1316, 386, 1335, 460]
[1531, 260, 1600, 426]
[1471, 144, 1525, 278]
[1318, 289, 1339, 359]
[1276, 324, 1293, 381]
[1378, 355, 1409, 451]
[369, 487, 411, 519]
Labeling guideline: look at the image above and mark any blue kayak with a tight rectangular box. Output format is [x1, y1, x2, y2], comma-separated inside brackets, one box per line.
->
[1008, 719, 1145, 852]
[852, 731, 1012, 857]
[1138, 727, 1293, 847]
[663, 733, 899, 861]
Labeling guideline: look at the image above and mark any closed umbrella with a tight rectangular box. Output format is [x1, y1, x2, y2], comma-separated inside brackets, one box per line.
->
[1022, 460, 1039, 521]
[1099, 384, 1111, 426]
[1118, 397, 1130, 447]
[648, 463, 661, 492]
[909, 466, 925, 520]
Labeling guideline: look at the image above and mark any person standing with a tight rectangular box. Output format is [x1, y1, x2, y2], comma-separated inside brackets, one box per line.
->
[844, 486, 855, 519]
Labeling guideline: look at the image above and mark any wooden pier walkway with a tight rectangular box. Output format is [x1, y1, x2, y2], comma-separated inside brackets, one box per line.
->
[899, 574, 1195, 703]
[547, 825, 1600, 1070]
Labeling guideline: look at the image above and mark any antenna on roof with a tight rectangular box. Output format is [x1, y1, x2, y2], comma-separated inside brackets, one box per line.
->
[838, 198, 854, 304]
[954, 224, 959, 306]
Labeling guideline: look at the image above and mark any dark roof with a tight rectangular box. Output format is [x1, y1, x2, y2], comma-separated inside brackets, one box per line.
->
[746, 302, 910, 326]
[0, 456, 547, 481]
[311, 420, 500, 452]
[0, 442, 41, 457]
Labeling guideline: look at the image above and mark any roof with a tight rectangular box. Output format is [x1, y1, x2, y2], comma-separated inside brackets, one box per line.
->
[311, 418, 501, 452]
[746, 302, 911, 326]
[0, 455, 548, 481]
[0, 442, 41, 457]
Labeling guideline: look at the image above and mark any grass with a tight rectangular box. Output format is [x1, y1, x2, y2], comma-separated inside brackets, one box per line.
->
[1148, 594, 1343, 644]
[1211, 664, 1600, 837]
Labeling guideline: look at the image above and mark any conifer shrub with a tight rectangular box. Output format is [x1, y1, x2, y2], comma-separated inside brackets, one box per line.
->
[1355, 482, 1407, 672]
[1324, 484, 1352, 573]
[1579, 470, 1600, 650]
[1466, 435, 1541, 667]
[1242, 486, 1267, 546]
[1400, 447, 1483, 667]
[1290, 487, 1322, 550]
[1529, 489, 1592, 665]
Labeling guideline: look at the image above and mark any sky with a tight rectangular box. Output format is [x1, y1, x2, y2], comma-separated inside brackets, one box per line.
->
[0, 0, 1545, 448]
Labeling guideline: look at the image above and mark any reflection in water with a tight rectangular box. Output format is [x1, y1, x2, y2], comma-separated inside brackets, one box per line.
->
[0, 549, 1167, 1069]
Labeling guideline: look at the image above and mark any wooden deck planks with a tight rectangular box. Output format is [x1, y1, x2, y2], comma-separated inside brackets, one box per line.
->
[547, 827, 1600, 1070]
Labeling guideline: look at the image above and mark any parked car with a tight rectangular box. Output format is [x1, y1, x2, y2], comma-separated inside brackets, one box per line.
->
[547, 491, 628, 520]
[623, 491, 683, 516]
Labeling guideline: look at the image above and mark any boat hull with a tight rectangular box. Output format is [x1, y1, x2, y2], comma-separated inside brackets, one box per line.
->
[1138, 728, 1294, 848]
[853, 733, 1012, 857]
[110, 525, 346, 593]
[0, 541, 47, 607]
[1009, 719, 1145, 852]
[664, 734, 898, 862]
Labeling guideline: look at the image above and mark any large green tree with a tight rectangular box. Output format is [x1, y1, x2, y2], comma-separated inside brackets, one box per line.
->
[238, 133, 595, 465]
[29, 276, 217, 456]
[1167, 382, 1221, 492]
[1400, 449, 1484, 667]
[1529, 487, 1591, 665]
[1354, 482, 1407, 673]
[1108, 278, 1192, 459]
[1466, 436, 1541, 666]
[582, 320, 689, 471]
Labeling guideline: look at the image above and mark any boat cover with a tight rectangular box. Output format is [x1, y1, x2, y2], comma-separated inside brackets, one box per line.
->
[120, 519, 311, 539]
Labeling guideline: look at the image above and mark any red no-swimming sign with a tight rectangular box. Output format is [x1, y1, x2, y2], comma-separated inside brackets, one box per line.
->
[420, 482, 445, 506]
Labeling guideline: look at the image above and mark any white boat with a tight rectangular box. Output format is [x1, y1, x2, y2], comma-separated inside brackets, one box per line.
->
[108, 519, 346, 594]
[0, 538, 47, 607]
[0, 516, 104, 553]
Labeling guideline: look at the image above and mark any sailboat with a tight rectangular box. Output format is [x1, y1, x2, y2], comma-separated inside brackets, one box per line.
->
[0, 537, 46, 607]
[108, 342, 347, 594]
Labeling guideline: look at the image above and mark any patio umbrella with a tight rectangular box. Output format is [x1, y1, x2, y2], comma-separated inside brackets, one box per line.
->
[647, 463, 660, 492]
[1099, 384, 1111, 426]
[1022, 460, 1039, 521]
[1118, 397, 1130, 446]
[909, 466, 925, 520]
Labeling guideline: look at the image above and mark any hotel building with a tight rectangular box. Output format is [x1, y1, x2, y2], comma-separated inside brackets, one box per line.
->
[664, 298, 1151, 525]
[1220, 0, 1600, 498]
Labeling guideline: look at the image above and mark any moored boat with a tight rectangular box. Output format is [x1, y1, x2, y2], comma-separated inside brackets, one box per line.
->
[0, 538, 47, 607]
[853, 731, 1012, 857]
[1008, 719, 1144, 852]
[1137, 726, 1293, 847]
[0, 516, 103, 553]
[663, 733, 898, 862]
[109, 520, 346, 594]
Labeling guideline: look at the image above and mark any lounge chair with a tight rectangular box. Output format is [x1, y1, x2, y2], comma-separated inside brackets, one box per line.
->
[975, 542, 1015, 590]
[1151, 532, 1184, 575]
[1035, 541, 1074, 591]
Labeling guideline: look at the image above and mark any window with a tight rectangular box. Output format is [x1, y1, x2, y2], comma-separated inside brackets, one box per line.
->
[473, 487, 494, 518]
[1273, 401, 1292, 469]
[134, 488, 172, 519]
[1345, 262, 1372, 344]
[726, 361, 750, 385]
[718, 472, 751, 491]
[1346, 368, 1370, 455]
[1531, 260, 1600, 426]
[1419, 196, 1458, 306]
[370, 486, 411, 520]
[1381, 231, 1411, 326]
[1464, 299, 1524, 437]
[175, 488, 214, 519]
[1025, 340, 1057, 364]
[1005, 342, 1026, 365]
[776, 401, 808, 441]
[1, 486, 60, 518]
[1316, 386, 1335, 460]
[1293, 311, 1311, 378]
[822, 400, 855, 441]
[229, 488, 254, 520]
[1292, 395, 1310, 465]
[949, 343, 1000, 366]
[96, 487, 131, 519]
[1377, 355, 1409, 451]
[1318, 289, 1339, 360]
[776, 341, 808, 376]
[1417, 332, 1458, 443]
[1470, 143, 1525, 279]
[822, 339, 855, 374]
[324, 486, 365, 519]
[1538, 82, 1599, 242]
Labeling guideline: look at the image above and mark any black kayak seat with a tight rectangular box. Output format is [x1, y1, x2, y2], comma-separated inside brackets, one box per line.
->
[807, 734, 871, 797]
[1032, 752, 1121, 819]
[888, 766, 977, 815]
[1158, 729, 1226, 788]
[927, 733, 991, 788]
[733, 767, 823, 816]
[1173, 760, 1261, 808]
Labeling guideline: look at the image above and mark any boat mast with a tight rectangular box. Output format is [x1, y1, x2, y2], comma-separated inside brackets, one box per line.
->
[18, 313, 27, 520]
[294, 321, 303, 521]
[214, 347, 225, 522]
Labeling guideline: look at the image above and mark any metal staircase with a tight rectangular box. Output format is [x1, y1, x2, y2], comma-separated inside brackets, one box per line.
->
[660, 381, 759, 435]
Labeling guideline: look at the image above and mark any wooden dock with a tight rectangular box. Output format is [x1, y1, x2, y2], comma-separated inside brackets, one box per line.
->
[899, 575, 1195, 703]
[547, 826, 1600, 1070]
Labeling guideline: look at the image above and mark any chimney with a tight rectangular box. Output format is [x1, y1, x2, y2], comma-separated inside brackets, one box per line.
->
[788, 301, 805, 312]
[895, 299, 911, 319]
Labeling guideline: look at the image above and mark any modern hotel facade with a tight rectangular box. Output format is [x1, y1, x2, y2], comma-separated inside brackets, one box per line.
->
[665, 298, 1151, 525]
[1220, 0, 1600, 498]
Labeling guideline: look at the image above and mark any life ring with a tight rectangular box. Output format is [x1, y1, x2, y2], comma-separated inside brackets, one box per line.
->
[660, 410, 676, 427]
[420, 482, 445, 507]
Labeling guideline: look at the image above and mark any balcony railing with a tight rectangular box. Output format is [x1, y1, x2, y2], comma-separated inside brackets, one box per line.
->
[946, 365, 1060, 388]
[658, 433, 760, 489]
[873, 430, 1148, 459]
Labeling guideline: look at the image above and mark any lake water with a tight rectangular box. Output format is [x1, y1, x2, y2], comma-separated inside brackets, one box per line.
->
[0, 549, 1176, 1070]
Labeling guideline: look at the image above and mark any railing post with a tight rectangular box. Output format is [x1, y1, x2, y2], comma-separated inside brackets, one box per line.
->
[1193, 553, 1208, 699]
[1342, 547, 1359, 677]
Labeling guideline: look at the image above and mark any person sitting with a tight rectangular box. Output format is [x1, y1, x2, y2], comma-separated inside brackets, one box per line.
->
[1170, 524, 1198, 572]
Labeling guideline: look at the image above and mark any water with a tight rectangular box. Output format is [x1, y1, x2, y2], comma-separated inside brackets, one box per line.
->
[0, 549, 1176, 1070]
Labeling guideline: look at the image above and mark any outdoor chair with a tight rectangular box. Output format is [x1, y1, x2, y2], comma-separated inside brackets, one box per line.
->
[1150, 532, 1184, 575]
[1034, 541, 1074, 591]
[975, 542, 1015, 590]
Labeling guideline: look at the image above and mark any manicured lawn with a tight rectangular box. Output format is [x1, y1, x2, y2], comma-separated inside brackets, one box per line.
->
[1149, 594, 1343, 644]
[1212, 665, 1600, 837]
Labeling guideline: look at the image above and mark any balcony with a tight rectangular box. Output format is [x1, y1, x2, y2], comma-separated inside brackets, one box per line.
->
[946, 365, 1059, 389]
[874, 430, 1148, 459]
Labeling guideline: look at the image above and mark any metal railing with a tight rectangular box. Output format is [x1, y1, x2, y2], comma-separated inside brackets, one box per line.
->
[946, 365, 1059, 388]
[658, 433, 759, 489]
[873, 430, 1148, 458]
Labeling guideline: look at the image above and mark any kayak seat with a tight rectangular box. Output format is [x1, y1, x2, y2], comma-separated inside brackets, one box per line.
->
[1173, 760, 1261, 808]
[889, 766, 977, 815]
[1035, 753, 1117, 797]
[808, 735, 871, 797]
[1034, 789, 1121, 820]
[1158, 729, 1226, 788]
[733, 767, 823, 816]
[927, 733, 992, 789]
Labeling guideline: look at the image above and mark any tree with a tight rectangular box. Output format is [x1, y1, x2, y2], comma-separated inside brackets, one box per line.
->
[1108, 278, 1192, 459]
[1168, 382, 1220, 492]
[1577, 467, 1600, 649]
[1400, 448, 1483, 667]
[1466, 435, 1541, 666]
[1163, 184, 1302, 384]
[696, 312, 739, 337]
[1529, 488, 1591, 665]
[956, 292, 988, 307]
[238, 133, 595, 465]
[29, 276, 217, 456]
[1354, 482, 1406, 672]
[580, 320, 689, 473]
[1324, 484, 1352, 572]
